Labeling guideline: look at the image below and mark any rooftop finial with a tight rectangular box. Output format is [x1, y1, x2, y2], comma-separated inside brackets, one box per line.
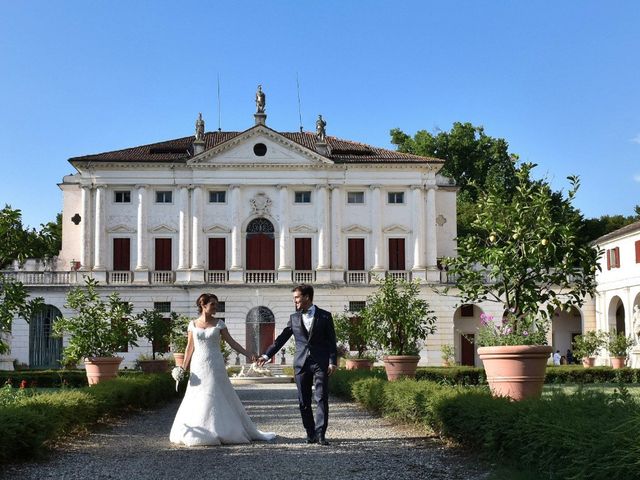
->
[256, 84, 266, 113]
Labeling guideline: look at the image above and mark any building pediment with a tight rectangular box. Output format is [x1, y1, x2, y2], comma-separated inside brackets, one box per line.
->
[203, 224, 231, 234]
[149, 224, 177, 234]
[342, 224, 372, 234]
[383, 224, 411, 234]
[187, 125, 333, 167]
[290, 224, 317, 234]
[107, 224, 135, 234]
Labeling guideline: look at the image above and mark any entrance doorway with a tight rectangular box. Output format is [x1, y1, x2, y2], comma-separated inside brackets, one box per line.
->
[461, 334, 475, 367]
[29, 305, 63, 368]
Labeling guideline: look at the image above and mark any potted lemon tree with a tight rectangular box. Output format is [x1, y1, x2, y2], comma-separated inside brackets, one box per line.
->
[444, 164, 600, 400]
[607, 330, 635, 369]
[360, 275, 437, 380]
[136, 308, 172, 373]
[573, 330, 606, 368]
[169, 312, 190, 368]
[334, 310, 376, 370]
[53, 278, 141, 384]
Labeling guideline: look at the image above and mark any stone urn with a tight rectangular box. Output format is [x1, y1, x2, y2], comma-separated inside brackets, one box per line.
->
[84, 357, 123, 385]
[382, 355, 420, 381]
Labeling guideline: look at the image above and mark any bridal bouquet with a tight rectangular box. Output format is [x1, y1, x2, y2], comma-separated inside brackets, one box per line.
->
[171, 366, 185, 391]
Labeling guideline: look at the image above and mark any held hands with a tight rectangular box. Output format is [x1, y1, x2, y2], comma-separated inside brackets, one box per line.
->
[256, 356, 267, 367]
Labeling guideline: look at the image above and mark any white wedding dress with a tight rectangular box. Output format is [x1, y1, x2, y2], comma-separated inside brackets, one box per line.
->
[169, 320, 276, 446]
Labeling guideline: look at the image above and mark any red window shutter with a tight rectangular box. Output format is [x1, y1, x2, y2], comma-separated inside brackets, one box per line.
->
[295, 238, 312, 270]
[615, 247, 621, 268]
[635, 240, 640, 264]
[606, 249, 611, 270]
[260, 234, 275, 270]
[113, 238, 130, 271]
[348, 238, 365, 270]
[208, 238, 226, 270]
[154, 238, 172, 270]
[388, 238, 405, 270]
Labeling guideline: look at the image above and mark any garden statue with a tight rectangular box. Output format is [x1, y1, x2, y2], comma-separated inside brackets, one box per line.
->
[316, 114, 326, 141]
[256, 84, 266, 113]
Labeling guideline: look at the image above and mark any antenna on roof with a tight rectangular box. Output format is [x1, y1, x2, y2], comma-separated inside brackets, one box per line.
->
[296, 72, 303, 133]
[217, 74, 222, 132]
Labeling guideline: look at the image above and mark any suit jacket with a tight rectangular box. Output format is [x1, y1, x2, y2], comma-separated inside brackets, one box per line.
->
[264, 307, 337, 374]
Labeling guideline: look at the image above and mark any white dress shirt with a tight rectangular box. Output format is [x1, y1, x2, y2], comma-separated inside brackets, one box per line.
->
[301, 305, 316, 332]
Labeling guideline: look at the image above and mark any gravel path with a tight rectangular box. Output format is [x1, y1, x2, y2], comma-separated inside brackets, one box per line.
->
[3, 383, 490, 480]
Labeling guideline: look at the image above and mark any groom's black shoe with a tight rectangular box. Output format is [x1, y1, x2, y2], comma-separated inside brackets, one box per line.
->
[318, 435, 329, 446]
[306, 435, 318, 444]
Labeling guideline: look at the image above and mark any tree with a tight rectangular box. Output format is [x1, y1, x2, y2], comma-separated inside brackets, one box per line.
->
[580, 206, 640, 242]
[0, 277, 44, 354]
[391, 123, 518, 236]
[444, 163, 600, 330]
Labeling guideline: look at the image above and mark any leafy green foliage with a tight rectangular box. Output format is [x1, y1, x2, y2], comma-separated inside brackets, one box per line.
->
[136, 309, 172, 359]
[607, 331, 635, 357]
[573, 331, 607, 359]
[444, 163, 600, 336]
[0, 276, 44, 354]
[360, 276, 437, 355]
[476, 312, 548, 347]
[333, 310, 376, 359]
[581, 206, 640, 242]
[53, 278, 142, 364]
[169, 312, 190, 352]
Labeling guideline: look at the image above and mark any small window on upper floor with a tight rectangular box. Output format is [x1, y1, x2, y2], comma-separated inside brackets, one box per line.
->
[347, 191, 365, 204]
[153, 302, 171, 313]
[295, 191, 311, 204]
[114, 191, 131, 203]
[349, 301, 366, 312]
[217, 301, 226, 313]
[388, 192, 405, 204]
[607, 247, 620, 270]
[209, 191, 226, 203]
[156, 191, 173, 203]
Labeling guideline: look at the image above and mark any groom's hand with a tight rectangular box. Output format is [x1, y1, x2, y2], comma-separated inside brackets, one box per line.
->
[256, 356, 267, 367]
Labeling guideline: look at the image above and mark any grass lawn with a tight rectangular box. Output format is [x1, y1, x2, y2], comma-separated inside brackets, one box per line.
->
[543, 383, 640, 397]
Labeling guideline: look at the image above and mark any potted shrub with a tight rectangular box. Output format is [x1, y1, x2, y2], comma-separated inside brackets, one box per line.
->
[443, 164, 600, 400]
[607, 330, 635, 369]
[136, 308, 172, 373]
[53, 278, 141, 385]
[441, 344, 455, 367]
[360, 275, 437, 380]
[573, 330, 606, 368]
[333, 310, 376, 370]
[169, 313, 189, 367]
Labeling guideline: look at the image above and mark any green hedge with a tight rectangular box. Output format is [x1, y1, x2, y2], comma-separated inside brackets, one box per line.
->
[0, 373, 176, 464]
[332, 370, 640, 480]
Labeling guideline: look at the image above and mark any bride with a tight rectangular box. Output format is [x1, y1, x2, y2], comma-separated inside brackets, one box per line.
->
[169, 293, 276, 446]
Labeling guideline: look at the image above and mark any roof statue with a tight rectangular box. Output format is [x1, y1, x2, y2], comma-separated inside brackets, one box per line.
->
[316, 114, 327, 142]
[195, 113, 205, 141]
[256, 85, 266, 113]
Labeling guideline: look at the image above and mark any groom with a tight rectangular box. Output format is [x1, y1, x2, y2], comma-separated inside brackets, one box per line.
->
[258, 284, 337, 446]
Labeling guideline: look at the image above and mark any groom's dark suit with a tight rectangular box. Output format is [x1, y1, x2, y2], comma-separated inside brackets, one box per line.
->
[263, 306, 337, 441]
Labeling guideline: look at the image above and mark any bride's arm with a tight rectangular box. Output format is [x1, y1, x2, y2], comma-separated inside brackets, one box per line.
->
[182, 330, 195, 371]
[220, 328, 251, 358]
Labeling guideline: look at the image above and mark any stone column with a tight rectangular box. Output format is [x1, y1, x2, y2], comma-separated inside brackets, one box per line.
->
[190, 186, 204, 269]
[277, 185, 291, 283]
[134, 185, 149, 284]
[411, 185, 426, 281]
[329, 184, 344, 283]
[316, 184, 331, 282]
[79, 185, 92, 271]
[178, 186, 190, 270]
[425, 184, 439, 282]
[229, 185, 243, 283]
[92, 185, 106, 281]
[370, 184, 384, 275]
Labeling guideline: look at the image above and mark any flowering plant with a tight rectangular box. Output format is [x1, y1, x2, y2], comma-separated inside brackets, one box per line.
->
[477, 312, 548, 347]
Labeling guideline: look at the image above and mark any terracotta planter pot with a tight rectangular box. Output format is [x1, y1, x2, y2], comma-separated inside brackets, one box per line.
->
[139, 359, 170, 373]
[582, 357, 596, 368]
[478, 345, 553, 401]
[382, 355, 420, 381]
[345, 358, 373, 370]
[173, 352, 185, 368]
[610, 356, 627, 369]
[84, 356, 123, 385]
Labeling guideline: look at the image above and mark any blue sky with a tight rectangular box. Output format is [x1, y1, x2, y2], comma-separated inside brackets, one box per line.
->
[1, 1, 638, 229]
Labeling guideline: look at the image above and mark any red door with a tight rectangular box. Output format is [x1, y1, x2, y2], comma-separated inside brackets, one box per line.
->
[461, 334, 475, 366]
[208, 238, 226, 270]
[348, 238, 365, 270]
[246, 234, 275, 270]
[295, 238, 312, 270]
[259, 323, 275, 363]
[155, 238, 172, 270]
[388, 238, 405, 270]
[113, 238, 130, 271]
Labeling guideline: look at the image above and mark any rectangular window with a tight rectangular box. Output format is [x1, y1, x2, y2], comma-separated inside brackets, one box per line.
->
[388, 238, 406, 270]
[113, 238, 131, 271]
[607, 247, 620, 270]
[295, 238, 312, 270]
[217, 301, 226, 313]
[636, 240, 640, 264]
[349, 301, 366, 312]
[153, 302, 171, 313]
[155, 191, 173, 203]
[154, 238, 172, 270]
[387, 192, 404, 204]
[208, 238, 226, 270]
[209, 191, 226, 203]
[348, 238, 365, 270]
[347, 191, 364, 204]
[461, 304, 475, 317]
[114, 191, 131, 203]
[294, 191, 311, 203]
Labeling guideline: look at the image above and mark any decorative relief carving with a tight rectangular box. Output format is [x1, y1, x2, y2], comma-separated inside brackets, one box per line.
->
[289, 224, 317, 234]
[382, 224, 411, 234]
[250, 192, 272, 216]
[436, 214, 447, 226]
[149, 224, 178, 233]
[203, 224, 231, 234]
[342, 224, 372, 234]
